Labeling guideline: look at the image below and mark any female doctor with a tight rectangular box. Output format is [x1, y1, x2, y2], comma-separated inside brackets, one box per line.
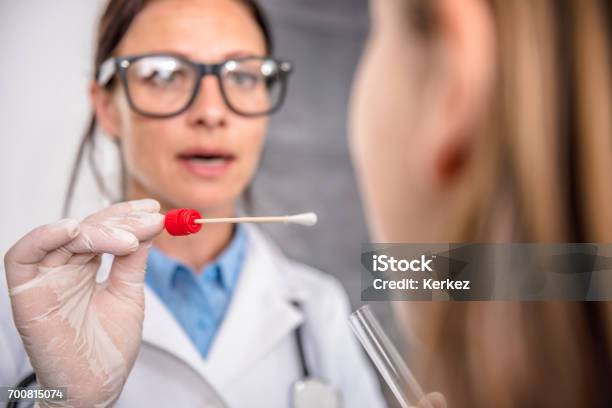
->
[0, 0, 385, 407]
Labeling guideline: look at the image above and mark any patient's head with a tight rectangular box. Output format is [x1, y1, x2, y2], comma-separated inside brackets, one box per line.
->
[349, 1, 612, 407]
[350, 0, 612, 244]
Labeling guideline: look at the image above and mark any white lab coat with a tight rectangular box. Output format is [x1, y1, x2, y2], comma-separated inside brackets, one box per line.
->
[1, 225, 386, 408]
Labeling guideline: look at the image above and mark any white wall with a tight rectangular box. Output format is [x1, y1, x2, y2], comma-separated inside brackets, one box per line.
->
[0, 0, 108, 256]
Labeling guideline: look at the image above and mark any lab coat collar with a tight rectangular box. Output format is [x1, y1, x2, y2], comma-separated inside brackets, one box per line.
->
[142, 224, 304, 389]
[142, 285, 202, 373]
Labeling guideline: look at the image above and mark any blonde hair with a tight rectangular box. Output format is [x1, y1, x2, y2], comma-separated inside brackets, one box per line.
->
[407, 1, 612, 406]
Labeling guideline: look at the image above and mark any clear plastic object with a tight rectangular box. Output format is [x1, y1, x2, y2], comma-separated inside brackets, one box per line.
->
[349, 306, 432, 408]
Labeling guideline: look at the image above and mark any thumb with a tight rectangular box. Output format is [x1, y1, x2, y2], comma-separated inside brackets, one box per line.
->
[4, 219, 80, 288]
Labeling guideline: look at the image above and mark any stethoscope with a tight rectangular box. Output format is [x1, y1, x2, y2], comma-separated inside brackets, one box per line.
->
[291, 301, 341, 408]
[7, 302, 340, 408]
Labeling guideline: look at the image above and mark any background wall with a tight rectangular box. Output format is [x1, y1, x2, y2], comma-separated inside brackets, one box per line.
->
[0, 1, 400, 404]
[0, 0, 104, 251]
[255, 0, 371, 310]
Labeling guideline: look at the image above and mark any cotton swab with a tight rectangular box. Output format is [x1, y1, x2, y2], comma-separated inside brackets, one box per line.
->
[194, 213, 317, 226]
[164, 208, 318, 236]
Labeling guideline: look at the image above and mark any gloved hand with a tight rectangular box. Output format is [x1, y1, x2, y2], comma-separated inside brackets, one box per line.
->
[4, 199, 165, 407]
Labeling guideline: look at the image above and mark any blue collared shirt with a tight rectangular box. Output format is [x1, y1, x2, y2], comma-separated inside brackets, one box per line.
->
[145, 225, 247, 358]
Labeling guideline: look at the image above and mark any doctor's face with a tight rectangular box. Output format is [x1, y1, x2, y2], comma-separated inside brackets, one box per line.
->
[98, 0, 268, 213]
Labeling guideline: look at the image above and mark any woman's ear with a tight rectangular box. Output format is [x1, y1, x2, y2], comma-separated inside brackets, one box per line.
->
[429, 0, 496, 185]
[89, 81, 121, 140]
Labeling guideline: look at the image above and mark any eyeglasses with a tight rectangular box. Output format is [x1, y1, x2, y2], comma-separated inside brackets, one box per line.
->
[97, 53, 293, 118]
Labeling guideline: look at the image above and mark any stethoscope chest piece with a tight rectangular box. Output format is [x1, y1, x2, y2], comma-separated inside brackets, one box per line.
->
[292, 378, 341, 408]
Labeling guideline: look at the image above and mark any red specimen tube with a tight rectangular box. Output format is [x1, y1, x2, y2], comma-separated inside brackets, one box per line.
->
[164, 209, 203, 236]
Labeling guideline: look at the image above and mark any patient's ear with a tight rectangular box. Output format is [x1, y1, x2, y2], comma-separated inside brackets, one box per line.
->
[89, 81, 121, 140]
[429, 0, 496, 185]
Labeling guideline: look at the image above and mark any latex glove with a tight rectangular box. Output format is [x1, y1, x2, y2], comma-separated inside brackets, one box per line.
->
[4, 199, 164, 408]
[413, 392, 447, 408]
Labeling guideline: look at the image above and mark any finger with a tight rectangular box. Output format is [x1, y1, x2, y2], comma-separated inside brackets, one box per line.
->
[4, 219, 80, 265]
[100, 212, 165, 242]
[41, 201, 163, 268]
[107, 240, 152, 301]
[4, 219, 80, 287]
[63, 253, 98, 268]
[62, 223, 139, 256]
[42, 212, 164, 267]
[39, 245, 75, 268]
[84, 199, 160, 224]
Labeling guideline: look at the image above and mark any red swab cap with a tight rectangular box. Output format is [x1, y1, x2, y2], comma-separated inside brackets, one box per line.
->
[164, 208, 203, 236]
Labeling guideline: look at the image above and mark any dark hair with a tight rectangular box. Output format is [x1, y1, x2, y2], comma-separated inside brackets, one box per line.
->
[62, 0, 273, 217]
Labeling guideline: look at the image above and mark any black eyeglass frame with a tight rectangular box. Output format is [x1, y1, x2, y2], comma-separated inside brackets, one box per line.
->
[97, 53, 293, 118]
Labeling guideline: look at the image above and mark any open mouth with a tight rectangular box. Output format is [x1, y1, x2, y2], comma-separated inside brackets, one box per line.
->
[177, 152, 235, 167]
[177, 148, 236, 178]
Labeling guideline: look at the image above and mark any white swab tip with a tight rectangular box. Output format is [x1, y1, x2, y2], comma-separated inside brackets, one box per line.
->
[287, 212, 318, 226]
